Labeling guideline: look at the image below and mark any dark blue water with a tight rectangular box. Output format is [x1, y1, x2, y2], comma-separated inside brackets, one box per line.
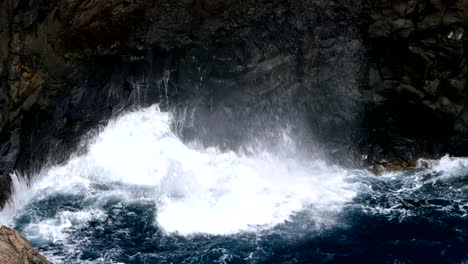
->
[10, 163, 468, 264]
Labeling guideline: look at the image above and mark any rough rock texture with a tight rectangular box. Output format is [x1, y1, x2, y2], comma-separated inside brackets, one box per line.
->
[0, 226, 50, 264]
[0, 0, 466, 207]
[362, 0, 468, 166]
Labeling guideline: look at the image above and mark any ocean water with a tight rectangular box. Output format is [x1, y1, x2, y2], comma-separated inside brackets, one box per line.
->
[1, 105, 467, 264]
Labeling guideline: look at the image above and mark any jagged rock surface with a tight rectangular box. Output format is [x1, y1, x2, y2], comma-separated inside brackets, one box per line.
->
[0, 226, 50, 264]
[362, 0, 468, 165]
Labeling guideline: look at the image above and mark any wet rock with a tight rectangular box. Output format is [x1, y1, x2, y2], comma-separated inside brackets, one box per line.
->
[369, 19, 414, 38]
[423, 79, 440, 97]
[0, 175, 11, 210]
[370, 163, 387, 175]
[0, 226, 50, 264]
[398, 84, 426, 100]
[0, 130, 20, 174]
[369, 20, 392, 38]
[416, 13, 443, 31]
[370, 159, 411, 175]
[447, 78, 466, 97]
[427, 96, 463, 116]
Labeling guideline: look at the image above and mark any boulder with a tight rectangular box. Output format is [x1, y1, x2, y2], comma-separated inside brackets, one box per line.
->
[0, 226, 50, 264]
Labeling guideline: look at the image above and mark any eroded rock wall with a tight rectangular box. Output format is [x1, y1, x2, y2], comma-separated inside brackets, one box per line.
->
[362, 0, 467, 165]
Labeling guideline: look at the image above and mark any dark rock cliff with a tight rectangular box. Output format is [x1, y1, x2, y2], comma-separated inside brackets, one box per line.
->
[362, 0, 468, 168]
[0, 0, 466, 208]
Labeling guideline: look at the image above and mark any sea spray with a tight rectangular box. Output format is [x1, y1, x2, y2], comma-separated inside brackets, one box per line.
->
[0, 105, 357, 235]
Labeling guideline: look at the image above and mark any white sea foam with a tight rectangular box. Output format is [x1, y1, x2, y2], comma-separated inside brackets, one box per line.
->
[22, 209, 106, 243]
[416, 155, 468, 180]
[0, 105, 360, 235]
[0, 174, 32, 225]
